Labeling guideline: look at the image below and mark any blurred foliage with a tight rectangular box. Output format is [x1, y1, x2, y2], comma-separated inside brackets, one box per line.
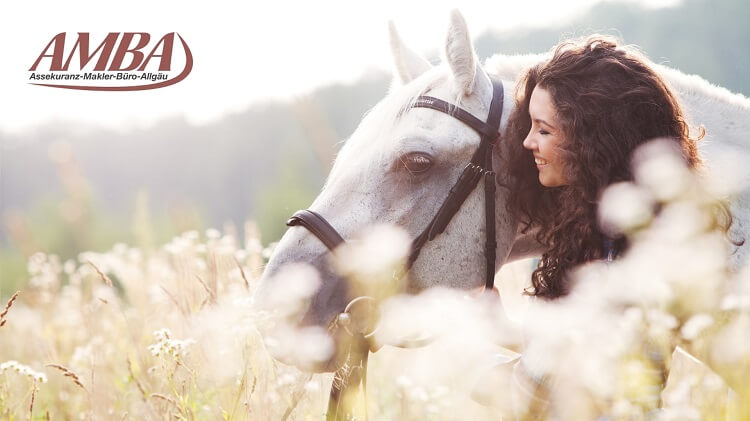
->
[256, 155, 318, 243]
[1, 0, 749, 296]
[1, 185, 206, 295]
[474, 0, 750, 95]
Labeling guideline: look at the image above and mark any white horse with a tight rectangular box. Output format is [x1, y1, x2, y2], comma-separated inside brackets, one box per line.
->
[258, 10, 750, 370]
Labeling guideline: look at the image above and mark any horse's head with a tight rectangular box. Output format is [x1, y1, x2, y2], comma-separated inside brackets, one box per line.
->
[256, 11, 521, 371]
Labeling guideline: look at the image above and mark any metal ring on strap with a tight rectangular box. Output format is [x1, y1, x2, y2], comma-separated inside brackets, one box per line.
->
[336, 296, 379, 338]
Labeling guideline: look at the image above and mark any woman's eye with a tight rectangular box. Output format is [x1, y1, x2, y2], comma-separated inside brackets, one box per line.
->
[400, 153, 433, 174]
[539, 129, 550, 135]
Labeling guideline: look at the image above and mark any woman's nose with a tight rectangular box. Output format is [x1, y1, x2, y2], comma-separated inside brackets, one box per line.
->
[522, 133, 536, 150]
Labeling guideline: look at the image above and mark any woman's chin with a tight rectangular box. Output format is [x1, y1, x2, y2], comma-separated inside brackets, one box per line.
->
[538, 174, 566, 188]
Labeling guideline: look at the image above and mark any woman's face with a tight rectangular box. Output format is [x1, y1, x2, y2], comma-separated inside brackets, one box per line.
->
[522, 86, 569, 187]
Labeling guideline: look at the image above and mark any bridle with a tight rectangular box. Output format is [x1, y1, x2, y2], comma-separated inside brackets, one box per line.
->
[288, 78, 504, 289]
[286, 77, 505, 420]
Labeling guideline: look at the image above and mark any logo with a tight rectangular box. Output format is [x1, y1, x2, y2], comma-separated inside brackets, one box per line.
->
[28, 32, 193, 91]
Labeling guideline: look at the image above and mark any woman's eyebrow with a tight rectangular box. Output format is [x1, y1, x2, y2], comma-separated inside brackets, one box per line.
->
[534, 118, 557, 130]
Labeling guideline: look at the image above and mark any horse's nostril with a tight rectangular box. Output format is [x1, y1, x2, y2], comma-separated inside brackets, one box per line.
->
[300, 266, 349, 328]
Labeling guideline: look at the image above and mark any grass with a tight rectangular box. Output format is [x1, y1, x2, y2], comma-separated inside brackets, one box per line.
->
[1, 145, 749, 420]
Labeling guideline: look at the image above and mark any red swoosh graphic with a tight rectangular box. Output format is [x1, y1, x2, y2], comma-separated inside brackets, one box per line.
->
[29, 33, 193, 91]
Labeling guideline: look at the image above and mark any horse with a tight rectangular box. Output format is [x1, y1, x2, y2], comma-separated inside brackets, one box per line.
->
[256, 10, 750, 373]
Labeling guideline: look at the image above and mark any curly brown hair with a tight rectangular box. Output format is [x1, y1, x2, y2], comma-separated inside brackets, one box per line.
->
[502, 36, 714, 299]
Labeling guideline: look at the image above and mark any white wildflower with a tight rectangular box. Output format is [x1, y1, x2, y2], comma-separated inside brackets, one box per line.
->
[153, 328, 172, 341]
[246, 237, 263, 254]
[333, 224, 410, 283]
[303, 380, 320, 392]
[276, 373, 295, 387]
[234, 249, 248, 261]
[254, 263, 320, 320]
[0, 360, 48, 383]
[396, 375, 412, 389]
[27, 252, 47, 275]
[112, 243, 128, 255]
[681, 314, 714, 340]
[598, 182, 654, 236]
[183, 230, 200, 242]
[632, 138, 692, 202]
[63, 260, 76, 275]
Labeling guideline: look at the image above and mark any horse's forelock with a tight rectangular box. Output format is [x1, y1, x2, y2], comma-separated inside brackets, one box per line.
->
[324, 69, 450, 189]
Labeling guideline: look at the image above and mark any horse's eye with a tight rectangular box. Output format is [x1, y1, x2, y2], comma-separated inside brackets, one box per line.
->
[401, 152, 433, 174]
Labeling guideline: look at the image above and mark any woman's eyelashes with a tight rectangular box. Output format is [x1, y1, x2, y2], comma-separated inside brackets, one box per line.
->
[533, 122, 551, 136]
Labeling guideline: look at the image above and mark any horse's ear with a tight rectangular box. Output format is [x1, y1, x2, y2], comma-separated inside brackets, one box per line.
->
[389, 21, 432, 84]
[444, 9, 479, 96]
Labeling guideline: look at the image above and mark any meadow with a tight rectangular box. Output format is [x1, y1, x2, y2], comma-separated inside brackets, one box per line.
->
[1, 142, 749, 420]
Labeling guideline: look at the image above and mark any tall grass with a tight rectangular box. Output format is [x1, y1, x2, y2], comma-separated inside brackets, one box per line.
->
[1, 140, 748, 420]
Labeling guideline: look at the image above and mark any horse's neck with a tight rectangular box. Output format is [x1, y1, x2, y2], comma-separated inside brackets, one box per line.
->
[655, 64, 750, 149]
[656, 65, 750, 268]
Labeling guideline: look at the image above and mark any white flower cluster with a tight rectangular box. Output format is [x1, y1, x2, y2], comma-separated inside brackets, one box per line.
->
[0, 360, 48, 383]
[27, 252, 61, 290]
[146, 328, 196, 358]
[164, 231, 200, 255]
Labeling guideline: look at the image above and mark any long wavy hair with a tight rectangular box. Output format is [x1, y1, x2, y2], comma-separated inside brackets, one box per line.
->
[502, 36, 734, 299]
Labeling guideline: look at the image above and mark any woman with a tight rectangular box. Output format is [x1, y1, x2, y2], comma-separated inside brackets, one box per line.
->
[502, 35, 733, 299]
[492, 35, 737, 416]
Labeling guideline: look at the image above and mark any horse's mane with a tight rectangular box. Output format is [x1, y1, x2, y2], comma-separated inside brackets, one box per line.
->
[484, 52, 549, 82]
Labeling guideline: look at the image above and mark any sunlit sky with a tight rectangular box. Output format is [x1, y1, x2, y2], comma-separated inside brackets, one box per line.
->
[0, 0, 680, 135]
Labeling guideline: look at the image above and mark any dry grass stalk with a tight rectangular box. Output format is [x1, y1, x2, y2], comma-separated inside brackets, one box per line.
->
[174, 360, 195, 376]
[280, 374, 314, 421]
[126, 359, 147, 399]
[229, 370, 247, 420]
[149, 393, 178, 408]
[234, 257, 250, 290]
[159, 285, 187, 316]
[46, 364, 87, 391]
[0, 291, 20, 328]
[200, 295, 211, 310]
[208, 251, 218, 299]
[194, 274, 216, 303]
[28, 383, 37, 421]
[86, 261, 113, 287]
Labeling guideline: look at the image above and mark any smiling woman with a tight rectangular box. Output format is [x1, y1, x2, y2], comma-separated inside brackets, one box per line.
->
[522, 86, 568, 187]
[501, 35, 733, 299]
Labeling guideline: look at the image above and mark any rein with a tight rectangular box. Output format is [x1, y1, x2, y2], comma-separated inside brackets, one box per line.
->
[286, 78, 505, 421]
